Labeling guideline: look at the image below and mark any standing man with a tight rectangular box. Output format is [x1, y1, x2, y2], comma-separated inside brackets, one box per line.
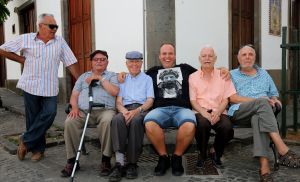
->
[0, 13, 79, 161]
[229, 45, 300, 181]
[61, 50, 119, 177]
[144, 43, 197, 176]
[189, 46, 235, 168]
[109, 51, 154, 182]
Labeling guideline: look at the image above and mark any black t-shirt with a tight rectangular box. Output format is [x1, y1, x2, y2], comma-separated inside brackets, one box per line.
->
[146, 64, 197, 109]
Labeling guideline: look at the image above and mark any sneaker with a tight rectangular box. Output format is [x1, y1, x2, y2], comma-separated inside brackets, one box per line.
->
[171, 154, 184, 176]
[126, 163, 138, 179]
[100, 160, 112, 176]
[108, 162, 126, 182]
[154, 155, 170, 176]
[61, 163, 80, 177]
[210, 152, 223, 168]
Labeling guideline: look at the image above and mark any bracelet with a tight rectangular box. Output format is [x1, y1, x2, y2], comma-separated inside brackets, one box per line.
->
[101, 77, 105, 83]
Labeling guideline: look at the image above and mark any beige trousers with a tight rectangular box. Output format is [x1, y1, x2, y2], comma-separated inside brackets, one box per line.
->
[64, 109, 116, 159]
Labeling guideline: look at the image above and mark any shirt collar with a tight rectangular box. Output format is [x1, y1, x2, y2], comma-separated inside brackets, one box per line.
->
[238, 64, 261, 76]
[198, 67, 216, 78]
[33, 32, 57, 43]
[128, 71, 142, 79]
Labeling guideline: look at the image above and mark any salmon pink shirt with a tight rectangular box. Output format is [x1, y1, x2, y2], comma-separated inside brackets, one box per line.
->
[189, 68, 236, 114]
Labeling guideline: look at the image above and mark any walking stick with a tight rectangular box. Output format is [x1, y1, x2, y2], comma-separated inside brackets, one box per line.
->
[70, 80, 104, 182]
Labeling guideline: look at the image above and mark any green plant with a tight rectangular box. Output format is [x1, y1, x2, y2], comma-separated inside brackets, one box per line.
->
[0, 0, 10, 23]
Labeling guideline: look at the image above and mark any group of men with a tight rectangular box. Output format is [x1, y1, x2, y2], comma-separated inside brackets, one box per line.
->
[1, 13, 300, 182]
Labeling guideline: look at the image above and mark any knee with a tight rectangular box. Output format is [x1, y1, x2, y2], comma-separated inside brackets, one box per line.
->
[145, 121, 160, 133]
[180, 122, 196, 133]
[64, 118, 74, 130]
[256, 98, 270, 107]
[130, 117, 143, 127]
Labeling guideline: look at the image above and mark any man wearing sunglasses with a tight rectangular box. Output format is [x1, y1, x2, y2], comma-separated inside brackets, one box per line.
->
[0, 13, 79, 162]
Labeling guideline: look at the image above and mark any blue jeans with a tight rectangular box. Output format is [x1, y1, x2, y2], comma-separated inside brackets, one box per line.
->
[144, 106, 196, 128]
[22, 91, 57, 153]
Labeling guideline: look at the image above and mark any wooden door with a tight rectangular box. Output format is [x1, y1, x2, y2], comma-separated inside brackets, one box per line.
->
[0, 23, 6, 87]
[19, 4, 36, 33]
[231, 0, 254, 69]
[69, 0, 92, 80]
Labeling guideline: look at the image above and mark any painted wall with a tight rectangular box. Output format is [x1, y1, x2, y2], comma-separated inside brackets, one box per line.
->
[3, 0, 27, 80]
[261, 0, 288, 70]
[175, 0, 229, 69]
[94, 0, 144, 73]
[3, 0, 65, 80]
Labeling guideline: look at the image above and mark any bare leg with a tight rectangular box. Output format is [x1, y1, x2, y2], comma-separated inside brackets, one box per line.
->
[145, 121, 167, 155]
[269, 132, 289, 155]
[260, 157, 271, 175]
[174, 122, 196, 156]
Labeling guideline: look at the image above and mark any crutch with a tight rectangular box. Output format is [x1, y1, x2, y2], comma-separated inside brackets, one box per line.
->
[70, 80, 105, 182]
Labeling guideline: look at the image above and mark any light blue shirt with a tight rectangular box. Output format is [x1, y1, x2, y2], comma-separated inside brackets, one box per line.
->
[228, 65, 279, 116]
[74, 70, 119, 110]
[118, 72, 154, 106]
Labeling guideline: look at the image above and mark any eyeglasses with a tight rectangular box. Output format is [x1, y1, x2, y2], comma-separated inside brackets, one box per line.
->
[42, 23, 59, 30]
[92, 57, 107, 62]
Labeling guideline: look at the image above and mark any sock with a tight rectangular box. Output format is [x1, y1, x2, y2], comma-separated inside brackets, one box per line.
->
[115, 151, 125, 166]
[67, 157, 75, 164]
[102, 155, 111, 163]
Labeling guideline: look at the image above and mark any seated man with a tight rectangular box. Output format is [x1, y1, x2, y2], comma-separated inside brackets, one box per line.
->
[189, 46, 235, 168]
[61, 50, 119, 177]
[144, 43, 198, 176]
[109, 51, 154, 182]
[229, 45, 300, 181]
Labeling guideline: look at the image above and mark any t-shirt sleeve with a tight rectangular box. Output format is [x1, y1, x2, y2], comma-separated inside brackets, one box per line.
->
[146, 76, 155, 98]
[188, 74, 197, 101]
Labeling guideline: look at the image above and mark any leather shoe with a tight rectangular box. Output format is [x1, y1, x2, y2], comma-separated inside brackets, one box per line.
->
[31, 152, 44, 162]
[17, 136, 27, 160]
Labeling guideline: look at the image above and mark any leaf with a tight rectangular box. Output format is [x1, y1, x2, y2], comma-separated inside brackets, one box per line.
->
[0, 0, 10, 23]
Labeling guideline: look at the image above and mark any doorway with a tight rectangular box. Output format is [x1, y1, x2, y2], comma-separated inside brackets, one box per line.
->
[68, 0, 92, 84]
[231, 0, 255, 69]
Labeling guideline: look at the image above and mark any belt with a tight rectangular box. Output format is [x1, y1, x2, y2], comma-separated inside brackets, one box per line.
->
[124, 103, 142, 110]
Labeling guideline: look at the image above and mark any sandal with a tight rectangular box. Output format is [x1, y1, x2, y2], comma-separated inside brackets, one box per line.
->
[259, 172, 273, 182]
[279, 150, 300, 168]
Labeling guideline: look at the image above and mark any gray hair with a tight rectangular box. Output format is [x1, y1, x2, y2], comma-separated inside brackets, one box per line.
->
[36, 13, 55, 30]
[200, 44, 217, 57]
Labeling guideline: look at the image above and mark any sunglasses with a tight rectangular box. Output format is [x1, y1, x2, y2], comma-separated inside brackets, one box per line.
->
[42, 23, 59, 30]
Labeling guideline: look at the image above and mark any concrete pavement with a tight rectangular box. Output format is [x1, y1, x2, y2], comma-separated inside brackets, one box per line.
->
[0, 88, 300, 182]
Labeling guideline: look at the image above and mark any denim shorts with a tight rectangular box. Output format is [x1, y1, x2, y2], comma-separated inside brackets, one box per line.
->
[144, 106, 197, 129]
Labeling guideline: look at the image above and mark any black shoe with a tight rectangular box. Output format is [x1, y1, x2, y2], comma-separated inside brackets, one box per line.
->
[108, 163, 126, 182]
[61, 163, 80, 177]
[154, 155, 170, 176]
[171, 154, 184, 176]
[210, 152, 223, 168]
[126, 163, 138, 179]
[100, 160, 112, 176]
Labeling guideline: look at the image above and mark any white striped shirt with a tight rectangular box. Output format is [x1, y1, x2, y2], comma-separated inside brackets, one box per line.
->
[0, 33, 77, 96]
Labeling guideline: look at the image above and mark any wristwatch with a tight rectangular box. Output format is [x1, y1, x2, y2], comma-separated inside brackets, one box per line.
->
[139, 107, 144, 113]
